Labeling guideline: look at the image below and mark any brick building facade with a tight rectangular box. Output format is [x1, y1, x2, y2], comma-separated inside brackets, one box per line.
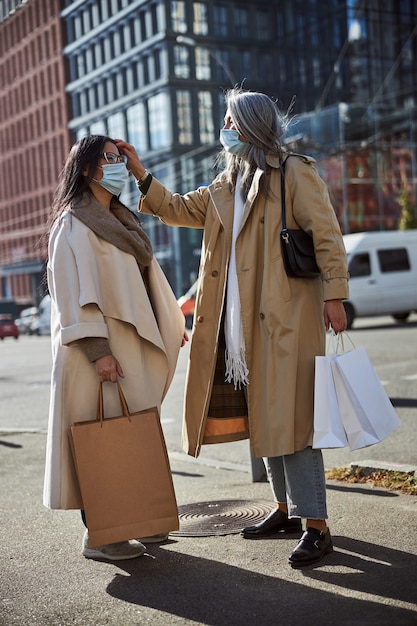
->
[0, 0, 70, 306]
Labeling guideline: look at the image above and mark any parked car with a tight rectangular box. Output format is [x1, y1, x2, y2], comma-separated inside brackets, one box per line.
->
[0, 314, 19, 340]
[177, 281, 198, 328]
[15, 306, 39, 335]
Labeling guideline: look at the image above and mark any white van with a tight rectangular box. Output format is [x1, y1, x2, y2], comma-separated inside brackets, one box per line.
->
[342, 230, 417, 328]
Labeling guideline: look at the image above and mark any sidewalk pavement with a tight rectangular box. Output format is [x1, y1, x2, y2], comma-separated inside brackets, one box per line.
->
[1, 431, 416, 626]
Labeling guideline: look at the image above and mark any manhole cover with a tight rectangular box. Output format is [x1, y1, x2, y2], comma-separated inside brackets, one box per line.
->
[170, 499, 275, 537]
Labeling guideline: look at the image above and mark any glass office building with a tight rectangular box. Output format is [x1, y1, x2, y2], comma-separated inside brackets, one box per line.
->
[60, 0, 294, 293]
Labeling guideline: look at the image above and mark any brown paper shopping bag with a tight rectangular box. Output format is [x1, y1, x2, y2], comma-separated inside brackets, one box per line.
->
[68, 382, 179, 547]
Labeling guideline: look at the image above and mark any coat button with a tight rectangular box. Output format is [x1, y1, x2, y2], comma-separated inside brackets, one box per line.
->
[197, 316, 204, 323]
[260, 312, 265, 319]
[211, 270, 218, 277]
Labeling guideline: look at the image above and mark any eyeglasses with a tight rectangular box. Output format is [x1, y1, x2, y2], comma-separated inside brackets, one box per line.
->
[100, 152, 127, 164]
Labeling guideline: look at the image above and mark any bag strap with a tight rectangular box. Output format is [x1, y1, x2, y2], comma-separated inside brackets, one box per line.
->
[97, 381, 131, 426]
[280, 156, 288, 230]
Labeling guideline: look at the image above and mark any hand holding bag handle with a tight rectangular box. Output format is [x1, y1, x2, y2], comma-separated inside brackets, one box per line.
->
[97, 381, 131, 426]
[279, 156, 320, 279]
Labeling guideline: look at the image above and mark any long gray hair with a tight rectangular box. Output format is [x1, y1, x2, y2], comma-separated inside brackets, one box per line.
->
[219, 87, 289, 198]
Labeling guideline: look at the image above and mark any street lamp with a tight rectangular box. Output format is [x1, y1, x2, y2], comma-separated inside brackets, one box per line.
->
[175, 35, 237, 86]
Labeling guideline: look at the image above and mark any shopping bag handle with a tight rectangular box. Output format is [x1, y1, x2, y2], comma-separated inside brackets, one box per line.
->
[97, 381, 132, 426]
[327, 330, 356, 355]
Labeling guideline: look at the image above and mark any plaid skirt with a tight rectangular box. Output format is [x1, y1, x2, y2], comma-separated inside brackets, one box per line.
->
[203, 319, 249, 444]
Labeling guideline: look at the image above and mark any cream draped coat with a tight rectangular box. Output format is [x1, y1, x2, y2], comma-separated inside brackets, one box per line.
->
[43, 212, 185, 510]
[140, 154, 349, 459]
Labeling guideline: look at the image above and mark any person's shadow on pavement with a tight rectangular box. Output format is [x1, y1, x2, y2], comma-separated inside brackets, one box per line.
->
[106, 537, 417, 626]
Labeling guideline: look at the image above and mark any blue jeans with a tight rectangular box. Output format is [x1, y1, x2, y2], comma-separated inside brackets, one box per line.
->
[264, 447, 327, 519]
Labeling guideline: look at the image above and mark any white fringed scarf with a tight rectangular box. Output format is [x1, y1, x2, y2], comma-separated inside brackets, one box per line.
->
[224, 173, 249, 389]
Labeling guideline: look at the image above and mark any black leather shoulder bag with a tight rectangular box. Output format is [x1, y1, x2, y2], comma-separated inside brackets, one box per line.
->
[279, 157, 320, 279]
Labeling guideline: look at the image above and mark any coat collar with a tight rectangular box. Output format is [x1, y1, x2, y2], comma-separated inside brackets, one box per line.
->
[206, 152, 316, 232]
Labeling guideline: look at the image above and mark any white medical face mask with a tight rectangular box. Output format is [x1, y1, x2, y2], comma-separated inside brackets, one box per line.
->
[93, 163, 129, 195]
[220, 128, 249, 156]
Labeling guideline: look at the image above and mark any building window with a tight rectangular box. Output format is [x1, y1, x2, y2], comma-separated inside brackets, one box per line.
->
[148, 92, 170, 150]
[88, 85, 96, 112]
[174, 45, 190, 78]
[195, 47, 210, 80]
[240, 51, 251, 80]
[153, 48, 161, 80]
[143, 55, 150, 84]
[79, 91, 88, 116]
[90, 120, 107, 135]
[82, 6, 91, 34]
[312, 57, 320, 87]
[212, 49, 232, 85]
[299, 58, 306, 85]
[171, 1, 187, 33]
[71, 92, 80, 117]
[127, 102, 148, 152]
[91, 3, 100, 28]
[85, 47, 94, 73]
[213, 4, 228, 36]
[234, 7, 248, 39]
[96, 81, 106, 107]
[198, 91, 214, 144]
[129, 15, 141, 45]
[76, 51, 85, 79]
[218, 91, 226, 125]
[103, 38, 112, 63]
[74, 13, 83, 39]
[150, 3, 159, 34]
[139, 11, 147, 40]
[258, 52, 273, 83]
[94, 40, 103, 68]
[255, 9, 271, 40]
[177, 90, 193, 145]
[193, 2, 208, 35]
[106, 75, 115, 102]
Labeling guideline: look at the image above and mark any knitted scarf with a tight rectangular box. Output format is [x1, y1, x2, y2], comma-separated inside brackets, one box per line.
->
[68, 193, 153, 271]
[224, 173, 249, 389]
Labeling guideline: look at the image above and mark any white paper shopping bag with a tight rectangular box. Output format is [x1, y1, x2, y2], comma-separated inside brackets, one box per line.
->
[313, 354, 349, 449]
[331, 346, 401, 451]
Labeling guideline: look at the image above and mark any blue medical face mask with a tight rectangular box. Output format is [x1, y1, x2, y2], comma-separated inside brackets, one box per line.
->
[220, 128, 249, 156]
[93, 162, 129, 195]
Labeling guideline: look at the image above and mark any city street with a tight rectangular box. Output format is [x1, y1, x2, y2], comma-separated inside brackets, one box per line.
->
[0, 314, 416, 473]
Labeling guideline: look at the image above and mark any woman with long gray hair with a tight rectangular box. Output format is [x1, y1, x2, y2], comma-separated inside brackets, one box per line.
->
[116, 87, 349, 568]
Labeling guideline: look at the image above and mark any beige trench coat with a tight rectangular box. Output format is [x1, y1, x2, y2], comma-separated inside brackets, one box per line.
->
[140, 154, 349, 459]
[43, 213, 185, 510]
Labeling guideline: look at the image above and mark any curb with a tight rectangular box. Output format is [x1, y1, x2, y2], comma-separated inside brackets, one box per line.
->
[350, 459, 417, 475]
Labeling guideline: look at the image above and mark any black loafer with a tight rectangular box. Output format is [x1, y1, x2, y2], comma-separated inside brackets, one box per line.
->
[288, 527, 333, 567]
[241, 508, 302, 539]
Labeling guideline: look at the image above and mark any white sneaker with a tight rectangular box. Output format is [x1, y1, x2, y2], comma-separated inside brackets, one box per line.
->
[138, 533, 169, 544]
[82, 530, 146, 561]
